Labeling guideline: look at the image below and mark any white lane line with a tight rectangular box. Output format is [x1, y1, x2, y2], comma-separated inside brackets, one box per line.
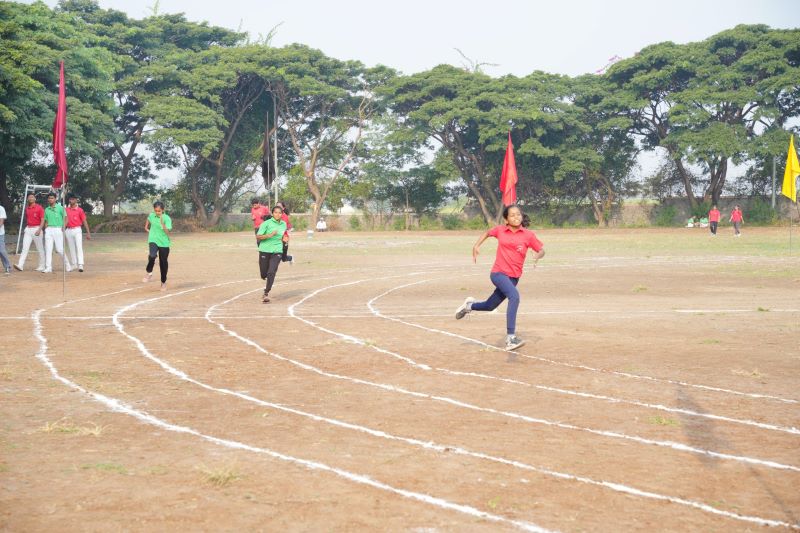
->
[32, 309, 552, 533]
[287, 276, 434, 371]
[205, 276, 800, 472]
[365, 280, 800, 436]
[368, 279, 799, 405]
[205, 288, 800, 529]
[5, 307, 798, 321]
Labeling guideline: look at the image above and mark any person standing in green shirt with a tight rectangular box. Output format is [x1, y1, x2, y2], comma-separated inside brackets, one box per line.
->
[143, 200, 172, 291]
[40, 192, 72, 273]
[256, 205, 287, 303]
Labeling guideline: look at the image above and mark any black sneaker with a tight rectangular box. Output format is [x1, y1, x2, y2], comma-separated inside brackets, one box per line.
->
[505, 335, 525, 351]
[455, 297, 475, 320]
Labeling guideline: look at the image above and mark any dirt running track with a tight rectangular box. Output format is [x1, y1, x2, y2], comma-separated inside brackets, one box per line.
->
[1, 229, 798, 532]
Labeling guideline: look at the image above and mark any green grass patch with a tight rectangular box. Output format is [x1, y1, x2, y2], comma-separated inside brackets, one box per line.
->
[40, 418, 107, 436]
[81, 462, 127, 474]
[197, 464, 242, 487]
[648, 416, 680, 427]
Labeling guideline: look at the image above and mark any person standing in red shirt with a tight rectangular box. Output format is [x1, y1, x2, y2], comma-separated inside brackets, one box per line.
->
[14, 193, 46, 271]
[250, 198, 269, 245]
[65, 194, 91, 272]
[729, 205, 744, 237]
[708, 205, 721, 236]
[454, 205, 545, 351]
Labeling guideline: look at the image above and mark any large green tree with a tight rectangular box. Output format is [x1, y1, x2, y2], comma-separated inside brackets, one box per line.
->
[264, 45, 390, 226]
[57, 0, 243, 216]
[0, 0, 116, 214]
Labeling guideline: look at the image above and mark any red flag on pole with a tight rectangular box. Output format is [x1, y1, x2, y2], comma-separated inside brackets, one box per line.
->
[52, 60, 68, 189]
[499, 131, 517, 206]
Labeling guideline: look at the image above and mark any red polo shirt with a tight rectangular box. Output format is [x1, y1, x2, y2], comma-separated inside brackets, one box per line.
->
[25, 203, 45, 226]
[488, 225, 543, 278]
[66, 206, 86, 228]
[708, 209, 720, 222]
[730, 209, 743, 222]
[281, 212, 292, 236]
[251, 206, 269, 229]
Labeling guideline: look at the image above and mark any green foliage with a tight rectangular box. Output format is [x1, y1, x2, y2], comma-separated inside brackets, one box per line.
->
[654, 205, 678, 227]
[392, 217, 407, 231]
[281, 167, 313, 213]
[466, 216, 490, 230]
[441, 214, 463, 230]
[692, 201, 712, 219]
[416, 215, 442, 231]
[349, 215, 361, 230]
[290, 216, 309, 231]
[747, 198, 777, 225]
[208, 220, 249, 232]
[1, 4, 797, 227]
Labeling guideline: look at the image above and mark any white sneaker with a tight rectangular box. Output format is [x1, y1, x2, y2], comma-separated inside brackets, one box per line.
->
[35, 267, 45, 272]
[42, 269, 52, 273]
[13, 264, 22, 271]
[143, 273, 153, 283]
[66, 265, 73, 272]
[160, 282, 167, 292]
[455, 297, 475, 320]
[505, 335, 526, 351]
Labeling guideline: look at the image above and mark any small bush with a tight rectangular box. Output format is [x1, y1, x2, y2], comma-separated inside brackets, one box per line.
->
[654, 205, 677, 227]
[747, 198, 777, 225]
[291, 216, 309, 231]
[392, 217, 407, 230]
[349, 215, 361, 230]
[441, 214, 463, 230]
[417, 215, 442, 231]
[209, 221, 249, 232]
[466, 216, 489, 230]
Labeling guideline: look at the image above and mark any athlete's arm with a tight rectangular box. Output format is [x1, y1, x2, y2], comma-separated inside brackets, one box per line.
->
[472, 230, 491, 263]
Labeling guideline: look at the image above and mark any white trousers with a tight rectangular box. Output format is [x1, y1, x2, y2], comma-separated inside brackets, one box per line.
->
[45, 227, 71, 272]
[65, 227, 84, 267]
[18, 226, 45, 270]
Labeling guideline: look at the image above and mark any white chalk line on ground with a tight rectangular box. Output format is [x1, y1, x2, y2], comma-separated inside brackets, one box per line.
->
[187, 273, 800, 473]
[7, 306, 799, 320]
[32, 312, 551, 533]
[366, 278, 799, 405]
[203, 286, 800, 529]
[33, 275, 554, 533]
[362, 280, 800, 436]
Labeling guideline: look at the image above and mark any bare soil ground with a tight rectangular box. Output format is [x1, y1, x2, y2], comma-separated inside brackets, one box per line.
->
[1, 228, 798, 532]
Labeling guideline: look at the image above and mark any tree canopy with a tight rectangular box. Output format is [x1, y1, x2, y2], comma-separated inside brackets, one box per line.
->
[1, 0, 797, 227]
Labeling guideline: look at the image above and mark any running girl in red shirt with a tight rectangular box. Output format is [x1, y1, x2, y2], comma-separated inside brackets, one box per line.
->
[708, 205, 721, 236]
[277, 201, 293, 263]
[729, 205, 744, 237]
[455, 205, 545, 350]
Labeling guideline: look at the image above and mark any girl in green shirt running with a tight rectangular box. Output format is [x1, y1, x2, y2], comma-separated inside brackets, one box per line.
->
[256, 205, 287, 303]
[143, 201, 172, 291]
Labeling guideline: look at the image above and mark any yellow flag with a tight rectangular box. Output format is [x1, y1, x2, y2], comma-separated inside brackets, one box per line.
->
[783, 135, 799, 202]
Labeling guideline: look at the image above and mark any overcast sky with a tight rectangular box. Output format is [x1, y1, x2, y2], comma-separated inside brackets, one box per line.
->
[37, 0, 800, 76]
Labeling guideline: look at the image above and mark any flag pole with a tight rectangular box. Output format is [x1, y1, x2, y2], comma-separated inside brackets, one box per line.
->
[62, 185, 66, 300]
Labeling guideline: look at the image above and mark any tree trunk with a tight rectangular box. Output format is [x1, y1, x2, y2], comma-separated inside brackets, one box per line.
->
[703, 157, 727, 205]
[404, 189, 410, 230]
[305, 169, 324, 228]
[673, 157, 698, 210]
[189, 171, 208, 226]
[465, 180, 494, 224]
[0, 168, 13, 218]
